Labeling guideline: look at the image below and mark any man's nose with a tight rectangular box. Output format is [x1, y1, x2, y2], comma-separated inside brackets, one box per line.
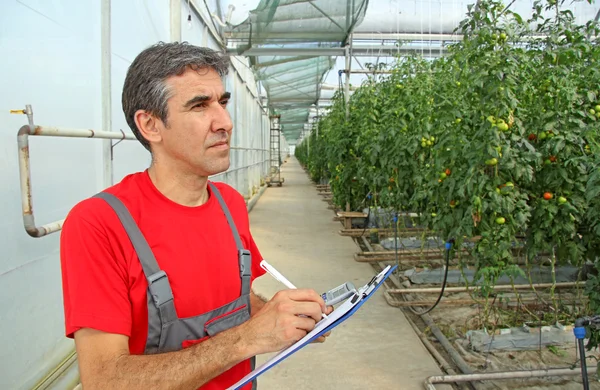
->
[212, 103, 233, 133]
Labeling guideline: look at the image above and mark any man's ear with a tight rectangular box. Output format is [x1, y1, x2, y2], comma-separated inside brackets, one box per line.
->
[134, 110, 162, 146]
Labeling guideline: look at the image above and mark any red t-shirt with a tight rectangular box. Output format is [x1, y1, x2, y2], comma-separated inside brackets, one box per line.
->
[60, 170, 265, 389]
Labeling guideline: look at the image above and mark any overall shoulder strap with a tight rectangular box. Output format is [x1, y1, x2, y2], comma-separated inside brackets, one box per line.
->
[93, 192, 178, 325]
[208, 183, 251, 296]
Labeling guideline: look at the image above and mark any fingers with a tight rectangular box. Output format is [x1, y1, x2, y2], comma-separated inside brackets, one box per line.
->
[312, 331, 332, 343]
[277, 289, 326, 312]
[292, 315, 317, 332]
[290, 302, 325, 323]
[325, 305, 334, 315]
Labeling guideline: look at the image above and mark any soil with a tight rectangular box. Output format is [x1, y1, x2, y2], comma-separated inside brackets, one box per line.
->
[364, 240, 600, 389]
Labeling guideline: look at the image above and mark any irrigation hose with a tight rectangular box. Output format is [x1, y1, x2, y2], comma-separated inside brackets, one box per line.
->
[408, 238, 454, 316]
[578, 337, 590, 390]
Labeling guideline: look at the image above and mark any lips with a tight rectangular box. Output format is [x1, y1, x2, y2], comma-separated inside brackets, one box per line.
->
[210, 141, 229, 148]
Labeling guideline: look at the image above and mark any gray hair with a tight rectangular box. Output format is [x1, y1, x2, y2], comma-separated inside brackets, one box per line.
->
[122, 41, 230, 151]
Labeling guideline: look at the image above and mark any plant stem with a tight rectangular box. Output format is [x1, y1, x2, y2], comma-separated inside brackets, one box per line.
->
[510, 275, 540, 324]
[551, 246, 559, 324]
[525, 252, 549, 306]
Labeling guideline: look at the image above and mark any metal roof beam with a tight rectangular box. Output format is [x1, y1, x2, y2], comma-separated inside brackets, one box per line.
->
[225, 32, 463, 41]
[227, 45, 446, 57]
[253, 56, 318, 68]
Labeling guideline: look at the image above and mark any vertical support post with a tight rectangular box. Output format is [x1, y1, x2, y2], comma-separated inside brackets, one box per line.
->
[101, 0, 113, 188]
[344, 40, 352, 120]
[202, 25, 209, 46]
[307, 127, 310, 159]
[170, 0, 182, 42]
[316, 105, 319, 138]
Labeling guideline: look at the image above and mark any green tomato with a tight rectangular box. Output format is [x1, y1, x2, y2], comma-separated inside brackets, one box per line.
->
[498, 122, 509, 131]
[486, 158, 498, 166]
[455, 118, 462, 124]
[496, 217, 506, 225]
[421, 141, 427, 148]
[505, 182, 514, 187]
[539, 132, 547, 140]
[595, 105, 600, 112]
[545, 159, 552, 165]
[431, 213, 437, 217]
[500, 33, 507, 40]
[591, 109, 596, 115]
[440, 172, 447, 180]
[496, 188, 501, 194]
[558, 196, 567, 204]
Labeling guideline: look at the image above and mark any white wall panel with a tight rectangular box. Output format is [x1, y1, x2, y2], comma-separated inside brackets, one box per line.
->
[0, 1, 270, 387]
[0, 1, 102, 388]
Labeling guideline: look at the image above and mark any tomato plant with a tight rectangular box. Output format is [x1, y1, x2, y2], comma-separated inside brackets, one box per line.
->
[296, 0, 600, 343]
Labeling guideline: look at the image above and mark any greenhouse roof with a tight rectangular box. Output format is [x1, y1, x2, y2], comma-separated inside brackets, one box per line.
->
[222, 0, 369, 141]
[214, 0, 600, 144]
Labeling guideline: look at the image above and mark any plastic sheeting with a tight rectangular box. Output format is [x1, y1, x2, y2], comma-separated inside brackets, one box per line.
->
[225, 0, 369, 143]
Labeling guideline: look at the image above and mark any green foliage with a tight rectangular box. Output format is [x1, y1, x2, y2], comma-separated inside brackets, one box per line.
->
[297, 0, 600, 342]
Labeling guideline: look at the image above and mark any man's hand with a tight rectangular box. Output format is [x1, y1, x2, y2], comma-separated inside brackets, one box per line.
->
[240, 289, 327, 355]
[311, 305, 334, 343]
[313, 330, 331, 343]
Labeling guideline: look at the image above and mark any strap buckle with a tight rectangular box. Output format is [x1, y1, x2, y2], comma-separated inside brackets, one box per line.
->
[239, 249, 252, 277]
[147, 270, 174, 306]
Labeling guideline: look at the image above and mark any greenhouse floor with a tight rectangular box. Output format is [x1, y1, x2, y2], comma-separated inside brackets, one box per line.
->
[249, 156, 449, 390]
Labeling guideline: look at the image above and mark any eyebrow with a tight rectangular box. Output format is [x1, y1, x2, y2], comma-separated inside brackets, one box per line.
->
[183, 92, 231, 108]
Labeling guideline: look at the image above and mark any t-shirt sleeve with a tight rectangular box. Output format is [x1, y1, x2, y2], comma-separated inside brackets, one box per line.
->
[60, 200, 132, 338]
[247, 232, 266, 282]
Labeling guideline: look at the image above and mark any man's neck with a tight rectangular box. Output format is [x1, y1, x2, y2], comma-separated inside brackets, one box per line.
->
[147, 160, 209, 207]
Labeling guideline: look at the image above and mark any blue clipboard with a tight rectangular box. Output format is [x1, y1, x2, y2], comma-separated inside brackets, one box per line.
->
[228, 265, 397, 389]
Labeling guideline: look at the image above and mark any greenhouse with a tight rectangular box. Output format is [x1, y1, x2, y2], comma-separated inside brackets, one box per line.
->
[2, 0, 600, 389]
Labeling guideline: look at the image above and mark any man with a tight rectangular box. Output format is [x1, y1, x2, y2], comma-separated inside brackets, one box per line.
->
[60, 42, 331, 390]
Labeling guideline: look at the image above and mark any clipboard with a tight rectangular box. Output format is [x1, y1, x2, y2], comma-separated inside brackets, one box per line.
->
[228, 265, 397, 390]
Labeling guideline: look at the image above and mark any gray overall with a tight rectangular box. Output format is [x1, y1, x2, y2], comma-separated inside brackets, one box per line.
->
[94, 182, 256, 389]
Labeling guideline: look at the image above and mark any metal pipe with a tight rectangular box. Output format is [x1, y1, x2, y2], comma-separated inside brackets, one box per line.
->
[17, 124, 135, 238]
[389, 297, 584, 307]
[343, 69, 394, 74]
[21, 126, 135, 140]
[101, 0, 113, 188]
[421, 313, 474, 375]
[424, 366, 597, 390]
[344, 43, 351, 119]
[406, 312, 457, 376]
[388, 282, 581, 294]
[170, 0, 182, 41]
[32, 350, 77, 390]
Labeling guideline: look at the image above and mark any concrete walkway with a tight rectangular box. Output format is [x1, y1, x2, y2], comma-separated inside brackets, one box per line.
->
[248, 157, 447, 390]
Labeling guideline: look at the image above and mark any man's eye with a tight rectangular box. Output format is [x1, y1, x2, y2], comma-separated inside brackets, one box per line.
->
[220, 99, 229, 106]
[192, 103, 206, 109]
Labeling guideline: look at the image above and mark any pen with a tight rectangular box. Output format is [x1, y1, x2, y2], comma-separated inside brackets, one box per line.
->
[260, 260, 328, 319]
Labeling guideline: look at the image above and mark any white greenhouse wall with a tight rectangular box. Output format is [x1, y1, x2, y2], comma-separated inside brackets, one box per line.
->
[0, 1, 270, 389]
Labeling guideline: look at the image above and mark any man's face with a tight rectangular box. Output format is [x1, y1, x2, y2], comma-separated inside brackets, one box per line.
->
[156, 67, 233, 176]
